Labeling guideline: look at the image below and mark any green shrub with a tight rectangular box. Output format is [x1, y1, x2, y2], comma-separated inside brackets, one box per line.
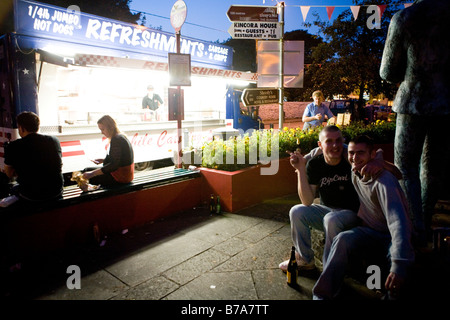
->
[199, 120, 395, 171]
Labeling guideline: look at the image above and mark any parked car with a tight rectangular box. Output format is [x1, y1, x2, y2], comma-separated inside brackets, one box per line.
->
[373, 105, 393, 121]
[328, 99, 356, 116]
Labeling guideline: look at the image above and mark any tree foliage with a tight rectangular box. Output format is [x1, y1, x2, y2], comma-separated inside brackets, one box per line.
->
[0, 0, 15, 35]
[222, 38, 257, 73]
[304, 0, 401, 102]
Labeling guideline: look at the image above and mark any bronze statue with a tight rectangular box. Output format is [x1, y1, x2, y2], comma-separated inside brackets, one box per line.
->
[380, 0, 450, 245]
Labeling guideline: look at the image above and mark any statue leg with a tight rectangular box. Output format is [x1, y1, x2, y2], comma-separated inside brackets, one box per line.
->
[394, 113, 427, 243]
[421, 115, 450, 236]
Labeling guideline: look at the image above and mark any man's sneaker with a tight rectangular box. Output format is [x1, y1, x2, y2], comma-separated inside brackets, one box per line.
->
[279, 258, 316, 272]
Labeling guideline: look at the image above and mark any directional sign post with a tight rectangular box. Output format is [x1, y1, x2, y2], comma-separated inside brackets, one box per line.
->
[227, 3, 285, 128]
[228, 22, 282, 40]
[241, 88, 280, 107]
[227, 5, 280, 40]
[227, 5, 278, 22]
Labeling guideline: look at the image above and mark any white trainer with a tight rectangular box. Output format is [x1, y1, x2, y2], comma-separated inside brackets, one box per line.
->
[279, 256, 315, 272]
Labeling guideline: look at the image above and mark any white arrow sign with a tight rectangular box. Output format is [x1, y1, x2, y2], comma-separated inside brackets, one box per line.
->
[228, 21, 282, 39]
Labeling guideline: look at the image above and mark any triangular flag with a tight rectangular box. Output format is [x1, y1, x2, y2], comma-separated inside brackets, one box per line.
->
[350, 6, 360, 20]
[326, 7, 335, 20]
[404, 3, 413, 8]
[301, 6, 310, 21]
[378, 5, 387, 20]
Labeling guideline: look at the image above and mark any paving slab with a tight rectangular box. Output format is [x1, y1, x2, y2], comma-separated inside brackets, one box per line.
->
[111, 275, 179, 300]
[163, 248, 230, 285]
[213, 237, 252, 257]
[180, 213, 263, 245]
[163, 271, 258, 300]
[105, 234, 212, 286]
[213, 231, 293, 272]
[235, 219, 287, 243]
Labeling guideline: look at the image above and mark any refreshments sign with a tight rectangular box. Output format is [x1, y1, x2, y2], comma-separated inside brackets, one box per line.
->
[14, 0, 232, 68]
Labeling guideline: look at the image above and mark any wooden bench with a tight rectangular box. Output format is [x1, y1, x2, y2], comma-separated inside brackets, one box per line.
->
[60, 167, 201, 206]
[1, 167, 200, 214]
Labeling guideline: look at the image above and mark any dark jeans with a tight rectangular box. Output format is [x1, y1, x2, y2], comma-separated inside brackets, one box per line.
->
[82, 167, 122, 188]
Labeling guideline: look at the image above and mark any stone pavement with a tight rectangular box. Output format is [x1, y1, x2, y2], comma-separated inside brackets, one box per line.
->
[2, 194, 449, 304]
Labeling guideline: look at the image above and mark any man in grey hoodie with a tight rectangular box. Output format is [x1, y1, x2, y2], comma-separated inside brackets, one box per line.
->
[312, 135, 415, 300]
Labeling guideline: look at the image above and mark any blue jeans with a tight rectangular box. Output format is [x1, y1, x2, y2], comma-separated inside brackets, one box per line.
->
[289, 204, 359, 264]
[312, 226, 391, 300]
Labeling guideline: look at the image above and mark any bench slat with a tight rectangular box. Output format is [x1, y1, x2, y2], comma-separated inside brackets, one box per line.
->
[62, 168, 199, 201]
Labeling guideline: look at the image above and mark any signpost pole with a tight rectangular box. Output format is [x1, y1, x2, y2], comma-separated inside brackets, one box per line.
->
[176, 31, 182, 168]
[278, 2, 285, 130]
[170, 0, 187, 168]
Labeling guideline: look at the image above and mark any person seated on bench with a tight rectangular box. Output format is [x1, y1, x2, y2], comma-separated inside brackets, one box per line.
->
[1, 111, 63, 207]
[312, 135, 415, 300]
[82, 115, 134, 188]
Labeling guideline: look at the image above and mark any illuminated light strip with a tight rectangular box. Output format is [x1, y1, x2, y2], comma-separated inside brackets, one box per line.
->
[62, 150, 85, 157]
[61, 141, 82, 147]
[61, 140, 85, 157]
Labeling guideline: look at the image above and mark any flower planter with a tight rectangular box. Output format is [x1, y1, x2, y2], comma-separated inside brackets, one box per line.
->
[199, 157, 297, 213]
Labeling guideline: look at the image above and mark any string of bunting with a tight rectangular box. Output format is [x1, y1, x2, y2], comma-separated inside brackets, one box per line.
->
[263, 2, 414, 21]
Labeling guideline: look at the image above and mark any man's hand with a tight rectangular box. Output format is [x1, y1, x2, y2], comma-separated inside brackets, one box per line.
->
[287, 149, 307, 171]
[385, 272, 405, 298]
[354, 157, 384, 180]
[91, 159, 103, 165]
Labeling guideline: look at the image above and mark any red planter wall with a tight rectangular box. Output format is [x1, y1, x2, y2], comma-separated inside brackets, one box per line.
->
[199, 157, 298, 212]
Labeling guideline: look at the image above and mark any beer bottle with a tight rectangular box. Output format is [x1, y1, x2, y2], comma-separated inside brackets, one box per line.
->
[209, 194, 215, 214]
[216, 195, 221, 214]
[287, 246, 298, 288]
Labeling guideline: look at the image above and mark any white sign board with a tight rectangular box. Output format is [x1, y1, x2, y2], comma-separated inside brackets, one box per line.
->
[228, 22, 282, 40]
[169, 53, 191, 86]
